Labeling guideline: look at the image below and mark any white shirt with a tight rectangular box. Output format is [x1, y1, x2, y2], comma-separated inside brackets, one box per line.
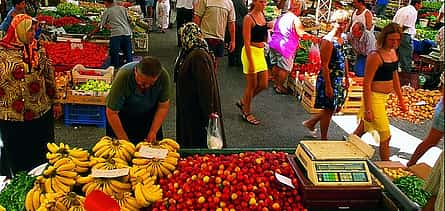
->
[392, 5, 418, 36]
[440, 4, 444, 24]
[351, 9, 373, 32]
[176, 0, 195, 9]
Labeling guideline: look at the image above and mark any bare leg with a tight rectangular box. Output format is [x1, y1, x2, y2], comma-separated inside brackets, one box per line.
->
[254, 71, 268, 97]
[407, 128, 443, 166]
[241, 73, 258, 114]
[275, 68, 288, 92]
[379, 137, 391, 161]
[303, 113, 322, 131]
[353, 120, 365, 137]
[319, 109, 334, 140]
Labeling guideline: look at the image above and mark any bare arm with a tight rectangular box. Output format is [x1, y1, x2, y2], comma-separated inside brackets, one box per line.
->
[243, 15, 254, 72]
[320, 39, 334, 88]
[365, 10, 373, 31]
[146, 101, 170, 142]
[363, 52, 380, 113]
[294, 17, 308, 37]
[392, 71, 407, 111]
[228, 21, 236, 52]
[193, 14, 201, 25]
[106, 108, 129, 140]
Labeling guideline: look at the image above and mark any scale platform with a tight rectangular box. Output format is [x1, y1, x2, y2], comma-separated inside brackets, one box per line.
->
[295, 136, 375, 186]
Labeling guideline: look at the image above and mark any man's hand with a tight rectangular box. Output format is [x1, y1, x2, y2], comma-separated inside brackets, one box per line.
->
[229, 41, 235, 53]
[325, 86, 334, 99]
[145, 132, 157, 143]
[53, 103, 62, 120]
[364, 110, 374, 122]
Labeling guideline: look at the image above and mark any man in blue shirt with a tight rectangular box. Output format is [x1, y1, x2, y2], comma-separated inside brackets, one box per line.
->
[375, 0, 389, 18]
[0, 0, 26, 32]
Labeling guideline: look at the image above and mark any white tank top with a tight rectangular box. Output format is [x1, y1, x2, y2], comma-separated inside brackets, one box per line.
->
[351, 9, 373, 32]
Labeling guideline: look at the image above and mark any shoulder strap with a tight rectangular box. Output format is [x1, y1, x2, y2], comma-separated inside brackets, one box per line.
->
[372, 50, 385, 63]
[248, 14, 258, 25]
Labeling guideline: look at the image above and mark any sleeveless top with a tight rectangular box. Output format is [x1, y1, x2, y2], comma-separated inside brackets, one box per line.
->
[269, 12, 300, 59]
[248, 14, 268, 43]
[351, 9, 373, 32]
[373, 51, 398, 81]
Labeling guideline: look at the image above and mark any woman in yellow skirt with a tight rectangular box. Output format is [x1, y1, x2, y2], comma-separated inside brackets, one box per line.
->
[235, 0, 268, 125]
[352, 23, 407, 161]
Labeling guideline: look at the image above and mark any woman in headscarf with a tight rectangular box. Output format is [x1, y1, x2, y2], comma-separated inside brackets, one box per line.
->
[174, 22, 226, 148]
[0, 14, 61, 176]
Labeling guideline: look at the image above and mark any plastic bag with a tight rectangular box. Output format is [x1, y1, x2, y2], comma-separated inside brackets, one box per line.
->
[308, 43, 321, 65]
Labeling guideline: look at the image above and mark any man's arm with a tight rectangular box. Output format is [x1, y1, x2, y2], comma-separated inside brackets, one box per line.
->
[193, 14, 201, 25]
[365, 10, 373, 31]
[146, 101, 170, 142]
[106, 108, 129, 140]
[228, 21, 235, 52]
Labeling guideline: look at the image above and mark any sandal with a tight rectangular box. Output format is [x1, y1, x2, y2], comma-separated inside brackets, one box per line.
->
[235, 101, 244, 113]
[302, 121, 318, 138]
[274, 87, 289, 95]
[242, 113, 261, 125]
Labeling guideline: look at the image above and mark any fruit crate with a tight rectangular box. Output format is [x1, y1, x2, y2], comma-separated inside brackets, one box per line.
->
[65, 91, 107, 106]
[342, 85, 363, 114]
[132, 33, 149, 53]
[71, 64, 114, 84]
[64, 104, 106, 128]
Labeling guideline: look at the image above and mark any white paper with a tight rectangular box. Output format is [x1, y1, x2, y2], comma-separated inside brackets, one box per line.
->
[91, 168, 129, 178]
[275, 172, 295, 189]
[138, 146, 168, 159]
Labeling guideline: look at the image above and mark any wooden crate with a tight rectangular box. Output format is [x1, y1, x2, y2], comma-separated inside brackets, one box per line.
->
[65, 90, 107, 106]
[301, 81, 322, 113]
[342, 85, 363, 114]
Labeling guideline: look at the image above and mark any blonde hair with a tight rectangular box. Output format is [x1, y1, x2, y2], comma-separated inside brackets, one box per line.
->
[330, 9, 350, 23]
[376, 22, 403, 49]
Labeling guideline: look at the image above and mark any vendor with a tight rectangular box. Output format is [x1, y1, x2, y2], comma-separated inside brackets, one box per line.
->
[0, 0, 26, 33]
[105, 57, 171, 144]
[347, 22, 376, 77]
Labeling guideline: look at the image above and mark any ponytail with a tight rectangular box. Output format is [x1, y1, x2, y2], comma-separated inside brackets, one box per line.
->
[249, 2, 255, 11]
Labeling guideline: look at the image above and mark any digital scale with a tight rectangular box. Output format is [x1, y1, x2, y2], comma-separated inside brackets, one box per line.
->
[295, 135, 375, 186]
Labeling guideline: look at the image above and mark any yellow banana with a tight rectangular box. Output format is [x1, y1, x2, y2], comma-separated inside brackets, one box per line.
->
[142, 185, 162, 202]
[54, 158, 72, 169]
[167, 151, 180, 159]
[161, 161, 176, 172]
[132, 158, 149, 165]
[158, 163, 172, 177]
[118, 147, 132, 162]
[68, 149, 89, 160]
[57, 171, 77, 178]
[55, 201, 67, 211]
[92, 137, 112, 152]
[46, 143, 60, 153]
[55, 175, 76, 186]
[110, 180, 131, 192]
[124, 195, 141, 210]
[119, 141, 136, 155]
[46, 152, 61, 161]
[56, 163, 76, 172]
[44, 178, 54, 193]
[51, 178, 65, 193]
[84, 182, 98, 195]
[71, 158, 89, 167]
[159, 138, 180, 151]
[164, 156, 178, 165]
[134, 183, 149, 207]
[94, 145, 112, 158]
[25, 187, 35, 211]
[75, 166, 89, 173]
[76, 176, 93, 184]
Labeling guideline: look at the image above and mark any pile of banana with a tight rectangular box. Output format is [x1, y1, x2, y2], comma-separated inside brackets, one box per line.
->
[24, 137, 181, 210]
[383, 167, 413, 180]
[47, 143, 90, 174]
[132, 139, 180, 178]
[92, 136, 136, 162]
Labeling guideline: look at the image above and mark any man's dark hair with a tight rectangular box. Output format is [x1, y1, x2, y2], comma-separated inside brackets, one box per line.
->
[12, 0, 25, 6]
[410, 0, 421, 6]
[104, 0, 114, 4]
[137, 56, 163, 77]
[357, 0, 366, 4]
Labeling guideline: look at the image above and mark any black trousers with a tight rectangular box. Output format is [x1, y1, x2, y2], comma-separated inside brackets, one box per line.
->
[176, 7, 193, 46]
[106, 108, 163, 145]
[0, 109, 54, 177]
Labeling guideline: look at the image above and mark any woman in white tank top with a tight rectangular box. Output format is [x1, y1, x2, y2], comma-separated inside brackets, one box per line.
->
[350, 0, 374, 32]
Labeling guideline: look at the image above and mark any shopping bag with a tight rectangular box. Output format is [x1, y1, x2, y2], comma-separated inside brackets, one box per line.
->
[308, 43, 321, 64]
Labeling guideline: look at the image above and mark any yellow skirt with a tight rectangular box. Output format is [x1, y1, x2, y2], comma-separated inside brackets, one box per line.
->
[241, 46, 268, 74]
[357, 92, 391, 142]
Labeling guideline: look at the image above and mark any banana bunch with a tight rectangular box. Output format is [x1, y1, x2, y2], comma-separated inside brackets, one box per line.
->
[112, 192, 142, 211]
[56, 192, 85, 210]
[81, 177, 132, 196]
[25, 179, 46, 211]
[46, 143, 90, 174]
[134, 183, 163, 207]
[128, 166, 157, 189]
[92, 136, 136, 162]
[67, 206, 86, 211]
[135, 138, 180, 153]
[90, 156, 129, 170]
[42, 158, 78, 193]
[132, 150, 179, 178]
[34, 192, 66, 211]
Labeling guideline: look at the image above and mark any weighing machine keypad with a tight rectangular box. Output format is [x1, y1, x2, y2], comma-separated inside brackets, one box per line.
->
[315, 163, 369, 183]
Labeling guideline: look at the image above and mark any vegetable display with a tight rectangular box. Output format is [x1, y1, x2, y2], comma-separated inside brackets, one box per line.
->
[56, 3, 85, 17]
[44, 42, 108, 68]
[392, 176, 431, 207]
[0, 172, 36, 211]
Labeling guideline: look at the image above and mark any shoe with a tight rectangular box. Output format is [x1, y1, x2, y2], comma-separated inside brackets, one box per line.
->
[242, 113, 261, 125]
[302, 121, 318, 138]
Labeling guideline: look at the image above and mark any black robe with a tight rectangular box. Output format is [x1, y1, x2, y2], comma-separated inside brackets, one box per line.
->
[175, 49, 226, 148]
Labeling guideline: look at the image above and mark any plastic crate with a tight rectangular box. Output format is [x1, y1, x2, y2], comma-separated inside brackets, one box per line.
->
[64, 104, 106, 128]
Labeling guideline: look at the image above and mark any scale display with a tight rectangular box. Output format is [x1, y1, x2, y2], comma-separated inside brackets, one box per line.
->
[314, 162, 369, 183]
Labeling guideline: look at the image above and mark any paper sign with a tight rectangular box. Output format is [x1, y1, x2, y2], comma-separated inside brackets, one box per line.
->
[70, 42, 84, 49]
[275, 172, 295, 189]
[138, 146, 168, 159]
[91, 168, 129, 178]
[415, 101, 427, 106]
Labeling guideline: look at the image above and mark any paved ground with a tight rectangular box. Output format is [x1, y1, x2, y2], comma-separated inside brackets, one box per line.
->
[55, 27, 441, 160]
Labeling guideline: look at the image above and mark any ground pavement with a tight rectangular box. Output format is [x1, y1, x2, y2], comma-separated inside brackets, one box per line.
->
[54, 27, 443, 165]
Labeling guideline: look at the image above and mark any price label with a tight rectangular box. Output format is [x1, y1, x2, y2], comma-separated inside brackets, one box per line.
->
[91, 168, 129, 178]
[70, 42, 84, 49]
[275, 172, 295, 189]
[138, 146, 168, 159]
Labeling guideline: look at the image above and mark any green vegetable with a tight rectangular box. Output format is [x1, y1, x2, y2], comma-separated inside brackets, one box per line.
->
[393, 176, 432, 207]
[56, 3, 85, 17]
[294, 40, 311, 64]
[0, 172, 36, 211]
